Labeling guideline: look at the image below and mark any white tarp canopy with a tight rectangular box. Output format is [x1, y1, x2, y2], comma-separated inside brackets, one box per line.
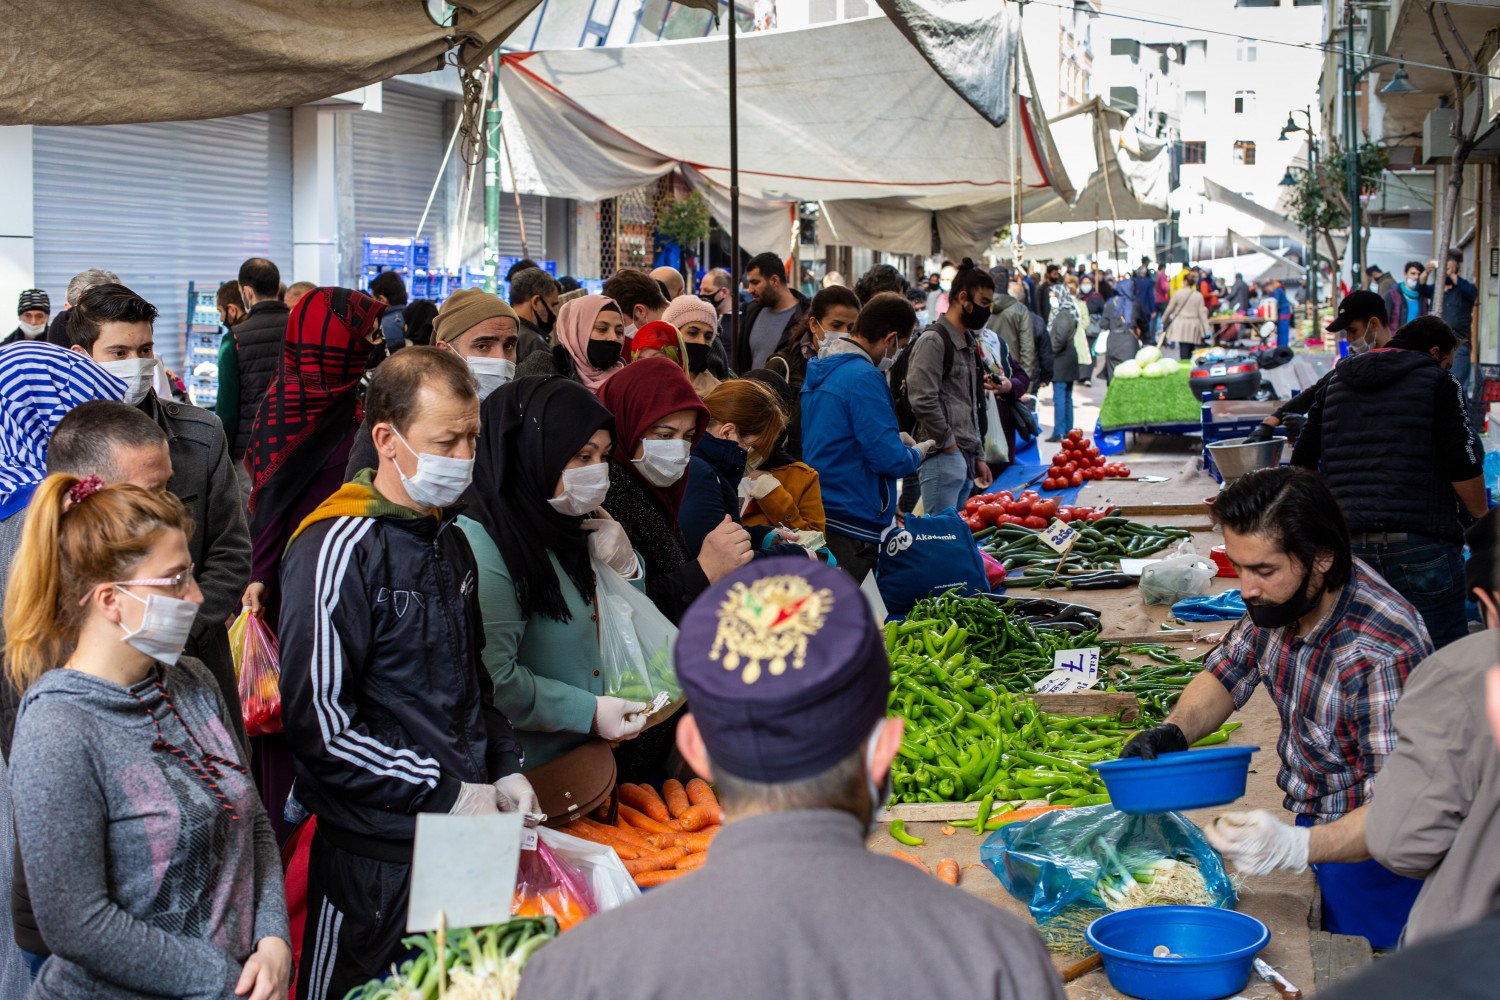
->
[1199, 177, 1304, 241]
[1197, 251, 1302, 284]
[997, 227, 1145, 264]
[1024, 100, 1170, 225]
[497, 14, 1071, 257]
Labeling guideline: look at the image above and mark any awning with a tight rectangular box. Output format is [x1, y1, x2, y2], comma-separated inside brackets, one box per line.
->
[1200, 178, 1304, 241]
[998, 227, 1144, 263]
[497, 14, 1071, 257]
[0, 0, 542, 125]
[1227, 230, 1303, 273]
[1024, 99, 1170, 224]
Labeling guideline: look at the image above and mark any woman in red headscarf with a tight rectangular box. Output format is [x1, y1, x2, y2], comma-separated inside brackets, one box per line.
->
[598, 357, 752, 627]
[238, 287, 383, 842]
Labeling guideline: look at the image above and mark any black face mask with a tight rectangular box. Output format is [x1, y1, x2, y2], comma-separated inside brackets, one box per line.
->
[960, 299, 989, 331]
[684, 341, 713, 374]
[586, 338, 623, 371]
[535, 300, 556, 335]
[698, 291, 724, 310]
[1245, 567, 1321, 629]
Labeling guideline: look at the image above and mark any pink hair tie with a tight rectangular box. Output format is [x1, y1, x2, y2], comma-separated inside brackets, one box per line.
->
[66, 475, 105, 508]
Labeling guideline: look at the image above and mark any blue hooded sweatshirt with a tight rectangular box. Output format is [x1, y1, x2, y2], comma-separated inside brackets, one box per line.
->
[800, 340, 924, 543]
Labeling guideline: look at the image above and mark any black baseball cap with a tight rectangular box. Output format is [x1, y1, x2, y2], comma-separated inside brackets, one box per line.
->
[1326, 290, 1387, 333]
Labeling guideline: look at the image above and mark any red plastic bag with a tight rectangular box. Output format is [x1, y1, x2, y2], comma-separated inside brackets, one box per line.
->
[512, 836, 598, 931]
[233, 610, 283, 736]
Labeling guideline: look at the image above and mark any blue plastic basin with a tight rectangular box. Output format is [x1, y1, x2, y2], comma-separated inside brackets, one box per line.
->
[1086, 905, 1270, 1000]
[1090, 746, 1259, 814]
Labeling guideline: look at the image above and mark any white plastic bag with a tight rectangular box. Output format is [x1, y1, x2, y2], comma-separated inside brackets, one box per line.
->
[1139, 541, 1216, 606]
[537, 825, 640, 912]
[861, 566, 889, 622]
[981, 391, 1010, 464]
[594, 559, 683, 715]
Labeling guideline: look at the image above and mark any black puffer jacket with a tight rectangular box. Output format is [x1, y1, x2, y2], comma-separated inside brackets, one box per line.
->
[1292, 348, 1483, 544]
[278, 495, 522, 847]
[602, 464, 708, 626]
[230, 300, 290, 459]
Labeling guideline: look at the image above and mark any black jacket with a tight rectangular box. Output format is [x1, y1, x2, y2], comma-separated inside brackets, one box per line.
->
[278, 505, 522, 847]
[1292, 348, 1483, 543]
[732, 290, 809, 373]
[230, 300, 290, 460]
[765, 344, 811, 460]
[515, 317, 549, 364]
[601, 465, 709, 626]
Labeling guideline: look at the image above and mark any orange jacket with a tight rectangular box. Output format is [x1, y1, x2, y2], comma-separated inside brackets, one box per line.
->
[741, 460, 826, 532]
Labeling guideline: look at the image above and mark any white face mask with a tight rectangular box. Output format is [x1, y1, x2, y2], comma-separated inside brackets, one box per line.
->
[548, 461, 611, 516]
[632, 439, 691, 487]
[393, 429, 474, 510]
[101, 357, 157, 406]
[466, 356, 515, 400]
[115, 588, 198, 666]
[18, 320, 45, 338]
[1405, 277, 1419, 290]
[863, 725, 893, 837]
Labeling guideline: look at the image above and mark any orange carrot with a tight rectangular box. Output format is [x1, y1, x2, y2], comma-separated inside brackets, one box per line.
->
[936, 858, 960, 885]
[568, 820, 646, 859]
[618, 803, 678, 834]
[634, 868, 685, 887]
[619, 783, 671, 824]
[685, 778, 718, 809]
[673, 829, 719, 854]
[622, 847, 687, 875]
[673, 803, 721, 832]
[890, 850, 929, 874]
[661, 779, 691, 818]
[675, 851, 708, 871]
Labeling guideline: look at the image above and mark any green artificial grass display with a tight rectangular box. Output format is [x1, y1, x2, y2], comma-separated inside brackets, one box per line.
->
[1097, 361, 1201, 430]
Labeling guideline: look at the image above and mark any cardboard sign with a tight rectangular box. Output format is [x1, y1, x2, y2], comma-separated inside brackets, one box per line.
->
[1033, 646, 1101, 694]
[1040, 518, 1079, 554]
[407, 812, 524, 932]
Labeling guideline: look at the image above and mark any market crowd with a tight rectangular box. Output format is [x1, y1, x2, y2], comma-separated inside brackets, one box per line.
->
[0, 240, 1492, 998]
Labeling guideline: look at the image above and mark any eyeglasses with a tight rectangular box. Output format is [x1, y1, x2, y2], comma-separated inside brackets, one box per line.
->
[113, 564, 196, 597]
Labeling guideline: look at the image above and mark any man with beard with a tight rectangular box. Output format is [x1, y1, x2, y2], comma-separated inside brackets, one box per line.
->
[1121, 468, 1430, 948]
[736, 252, 808, 372]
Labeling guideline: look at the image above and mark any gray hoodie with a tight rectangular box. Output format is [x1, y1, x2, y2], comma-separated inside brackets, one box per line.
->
[11, 657, 287, 1000]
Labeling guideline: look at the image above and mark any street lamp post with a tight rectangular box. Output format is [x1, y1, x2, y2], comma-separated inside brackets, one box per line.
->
[1344, 0, 1361, 289]
[1280, 107, 1320, 335]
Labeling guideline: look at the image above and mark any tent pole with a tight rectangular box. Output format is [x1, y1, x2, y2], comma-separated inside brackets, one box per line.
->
[728, 0, 740, 355]
[484, 55, 501, 293]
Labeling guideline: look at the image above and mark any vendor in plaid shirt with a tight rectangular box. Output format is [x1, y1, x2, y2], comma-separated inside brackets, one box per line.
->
[1121, 468, 1431, 948]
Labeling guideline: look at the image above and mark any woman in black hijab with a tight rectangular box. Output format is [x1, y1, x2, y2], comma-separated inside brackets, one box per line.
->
[456, 376, 653, 768]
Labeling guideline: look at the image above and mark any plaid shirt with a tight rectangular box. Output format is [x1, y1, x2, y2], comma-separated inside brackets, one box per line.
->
[1208, 560, 1432, 819]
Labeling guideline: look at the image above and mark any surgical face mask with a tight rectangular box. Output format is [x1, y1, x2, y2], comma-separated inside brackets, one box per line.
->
[548, 461, 611, 516]
[863, 726, 893, 836]
[101, 357, 157, 406]
[684, 341, 713, 375]
[392, 429, 474, 509]
[1405, 277, 1419, 290]
[879, 354, 896, 372]
[1245, 567, 1320, 630]
[115, 588, 198, 666]
[535, 300, 557, 335]
[1080, 283, 1093, 295]
[960, 298, 989, 331]
[18, 320, 45, 338]
[466, 356, 515, 400]
[586, 338, 623, 371]
[632, 438, 691, 487]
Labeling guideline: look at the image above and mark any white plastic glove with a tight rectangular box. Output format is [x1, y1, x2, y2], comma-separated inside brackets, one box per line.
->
[1204, 810, 1309, 875]
[593, 695, 650, 741]
[451, 781, 501, 816]
[899, 432, 917, 447]
[494, 773, 545, 826]
[744, 473, 779, 500]
[915, 439, 938, 459]
[582, 517, 639, 578]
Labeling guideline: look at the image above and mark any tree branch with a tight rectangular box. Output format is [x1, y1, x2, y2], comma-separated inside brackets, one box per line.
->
[1439, 4, 1483, 141]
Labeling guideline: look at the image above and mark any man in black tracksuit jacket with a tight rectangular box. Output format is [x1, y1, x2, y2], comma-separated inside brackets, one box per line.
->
[279, 349, 528, 999]
[1292, 315, 1487, 649]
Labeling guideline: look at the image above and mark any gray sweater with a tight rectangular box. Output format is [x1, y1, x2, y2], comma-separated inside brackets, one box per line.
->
[11, 657, 287, 1000]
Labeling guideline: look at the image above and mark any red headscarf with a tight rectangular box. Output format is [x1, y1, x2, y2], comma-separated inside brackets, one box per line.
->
[245, 287, 383, 529]
[598, 356, 708, 519]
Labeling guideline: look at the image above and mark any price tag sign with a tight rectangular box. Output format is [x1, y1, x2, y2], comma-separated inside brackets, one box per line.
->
[1033, 646, 1101, 694]
[1040, 518, 1079, 554]
[407, 812, 524, 932]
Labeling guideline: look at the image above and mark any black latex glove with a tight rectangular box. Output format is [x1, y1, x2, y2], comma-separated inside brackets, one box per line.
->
[1245, 422, 1275, 444]
[1281, 413, 1306, 438]
[1119, 723, 1189, 760]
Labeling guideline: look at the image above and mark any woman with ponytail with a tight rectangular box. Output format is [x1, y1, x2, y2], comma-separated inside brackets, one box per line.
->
[3, 475, 289, 1000]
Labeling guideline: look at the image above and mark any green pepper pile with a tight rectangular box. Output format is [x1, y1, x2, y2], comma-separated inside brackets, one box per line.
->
[982, 518, 1191, 590]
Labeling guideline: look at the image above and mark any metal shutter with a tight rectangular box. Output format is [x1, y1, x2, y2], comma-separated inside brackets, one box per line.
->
[352, 87, 449, 267]
[33, 111, 293, 372]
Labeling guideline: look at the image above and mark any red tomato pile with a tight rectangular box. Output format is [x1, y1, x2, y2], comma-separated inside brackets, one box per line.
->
[961, 492, 1118, 533]
[1043, 429, 1131, 491]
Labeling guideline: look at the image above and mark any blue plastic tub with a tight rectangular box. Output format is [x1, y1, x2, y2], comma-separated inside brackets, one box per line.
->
[1086, 906, 1270, 1000]
[1090, 746, 1259, 814]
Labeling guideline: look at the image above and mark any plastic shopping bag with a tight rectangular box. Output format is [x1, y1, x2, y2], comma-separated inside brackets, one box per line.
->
[537, 826, 640, 913]
[1139, 542, 1216, 607]
[512, 832, 600, 931]
[979, 804, 1236, 924]
[981, 391, 1010, 464]
[232, 610, 283, 737]
[593, 559, 683, 717]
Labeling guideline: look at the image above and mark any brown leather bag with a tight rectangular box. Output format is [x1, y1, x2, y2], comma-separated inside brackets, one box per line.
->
[524, 738, 618, 828]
